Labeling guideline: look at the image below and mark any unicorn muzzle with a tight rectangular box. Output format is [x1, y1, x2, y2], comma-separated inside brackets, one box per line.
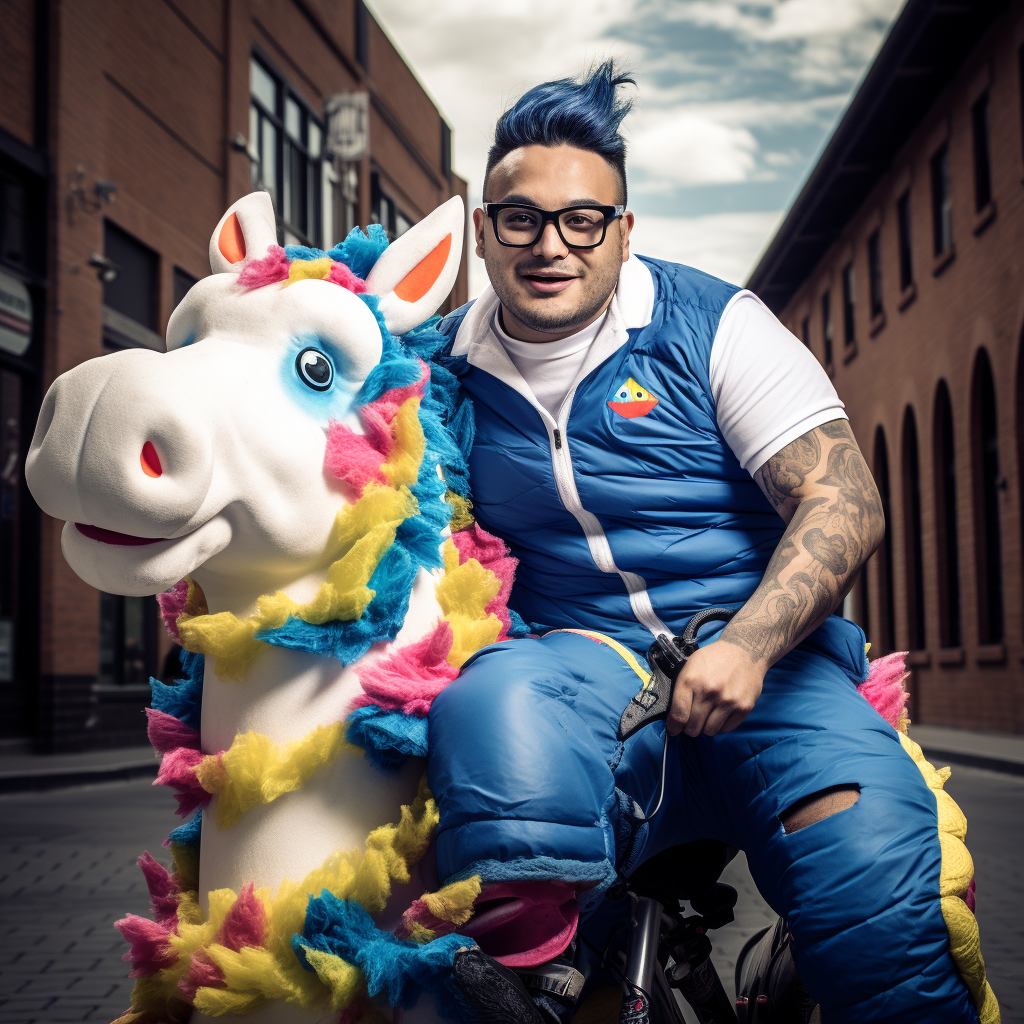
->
[27, 347, 215, 538]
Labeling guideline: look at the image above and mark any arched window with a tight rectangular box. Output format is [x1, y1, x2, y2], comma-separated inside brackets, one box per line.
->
[873, 427, 896, 654]
[971, 350, 1004, 643]
[933, 382, 961, 647]
[901, 408, 926, 649]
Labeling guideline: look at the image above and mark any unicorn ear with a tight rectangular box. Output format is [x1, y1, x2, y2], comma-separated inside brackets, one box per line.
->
[364, 196, 464, 336]
[209, 191, 278, 274]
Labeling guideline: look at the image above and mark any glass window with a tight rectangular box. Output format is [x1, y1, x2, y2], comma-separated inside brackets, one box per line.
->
[971, 91, 992, 212]
[249, 57, 323, 247]
[0, 370, 21, 685]
[867, 229, 883, 319]
[897, 190, 913, 290]
[933, 381, 961, 648]
[901, 407, 926, 650]
[873, 427, 896, 655]
[930, 144, 952, 255]
[285, 96, 303, 142]
[172, 267, 197, 310]
[103, 221, 158, 330]
[841, 262, 855, 347]
[99, 593, 160, 686]
[821, 289, 833, 369]
[972, 350, 1004, 643]
[250, 59, 277, 113]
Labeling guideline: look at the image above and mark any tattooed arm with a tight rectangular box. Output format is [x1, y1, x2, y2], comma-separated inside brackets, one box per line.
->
[667, 419, 884, 738]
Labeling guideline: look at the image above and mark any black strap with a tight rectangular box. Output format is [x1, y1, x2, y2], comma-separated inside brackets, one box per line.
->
[516, 963, 586, 1002]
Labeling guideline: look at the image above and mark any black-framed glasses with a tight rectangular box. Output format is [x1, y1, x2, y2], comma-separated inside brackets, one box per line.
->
[483, 203, 626, 249]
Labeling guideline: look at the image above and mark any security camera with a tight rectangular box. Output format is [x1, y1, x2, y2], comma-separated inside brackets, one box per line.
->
[88, 252, 120, 283]
[93, 180, 118, 203]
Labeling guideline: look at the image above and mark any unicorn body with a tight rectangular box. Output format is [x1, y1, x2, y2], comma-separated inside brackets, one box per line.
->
[27, 192, 509, 1023]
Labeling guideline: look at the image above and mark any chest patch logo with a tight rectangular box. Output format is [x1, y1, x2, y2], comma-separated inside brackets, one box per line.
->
[607, 377, 659, 419]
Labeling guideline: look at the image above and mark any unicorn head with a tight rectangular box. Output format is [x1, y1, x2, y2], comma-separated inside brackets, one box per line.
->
[26, 191, 464, 614]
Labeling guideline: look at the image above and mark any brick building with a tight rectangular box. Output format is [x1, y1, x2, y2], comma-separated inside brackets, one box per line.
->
[749, 0, 1024, 731]
[0, 0, 468, 752]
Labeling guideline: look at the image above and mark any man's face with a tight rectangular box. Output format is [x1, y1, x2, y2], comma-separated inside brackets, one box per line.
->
[474, 144, 634, 342]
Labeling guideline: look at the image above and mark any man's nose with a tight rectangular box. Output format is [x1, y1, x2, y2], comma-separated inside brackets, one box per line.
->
[533, 221, 568, 261]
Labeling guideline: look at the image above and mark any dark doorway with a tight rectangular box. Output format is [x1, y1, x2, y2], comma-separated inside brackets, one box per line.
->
[901, 408, 926, 650]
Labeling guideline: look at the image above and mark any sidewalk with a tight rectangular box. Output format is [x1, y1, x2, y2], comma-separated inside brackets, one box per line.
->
[0, 722, 1022, 795]
[909, 723, 1024, 777]
[0, 745, 158, 795]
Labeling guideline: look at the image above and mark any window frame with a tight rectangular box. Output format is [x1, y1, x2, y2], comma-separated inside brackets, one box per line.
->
[929, 143, 953, 257]
[249, 55, 324, 248]
[821, 288, 833, 371]
[867, 228, 883, 320]
[970, 90, 993, 213]
[896, 189, 914, 292]
[841, 261, 856, 349]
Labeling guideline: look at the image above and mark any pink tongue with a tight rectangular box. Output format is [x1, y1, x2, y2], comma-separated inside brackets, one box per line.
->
[76, 523, 163, 546]
[461, 881, 580, 969]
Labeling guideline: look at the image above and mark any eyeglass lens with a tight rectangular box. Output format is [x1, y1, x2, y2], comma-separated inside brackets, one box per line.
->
[495, 207, 608, 247]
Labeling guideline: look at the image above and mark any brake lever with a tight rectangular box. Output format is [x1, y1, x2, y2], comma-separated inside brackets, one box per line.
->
[617, 608, 737, 743]
[617, 634, 696, 742]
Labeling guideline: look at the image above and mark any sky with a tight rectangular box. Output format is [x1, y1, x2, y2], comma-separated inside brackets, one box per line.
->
[366, 0, 907, 298]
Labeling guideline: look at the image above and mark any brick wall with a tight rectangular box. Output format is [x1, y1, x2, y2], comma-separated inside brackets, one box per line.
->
[31, 0, 468, 749]
[777, 4, 1024, 732]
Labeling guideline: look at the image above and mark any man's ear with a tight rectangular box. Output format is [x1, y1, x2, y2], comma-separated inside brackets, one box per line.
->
[208, 191, 278, 274]
[473, 207, 486, 259]
[364, 196, 465, 336]
[620, 210, 634, 263]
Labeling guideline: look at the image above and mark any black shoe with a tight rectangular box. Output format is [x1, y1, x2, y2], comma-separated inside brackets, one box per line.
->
[515, 940, 585, 1024]
[452, 947, 545, 1024]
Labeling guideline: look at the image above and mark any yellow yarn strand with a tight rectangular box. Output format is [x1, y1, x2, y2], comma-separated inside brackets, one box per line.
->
[436, 538, 503, 668]
[196, 722, 357, 829]
[177, 483, 418, 680]
[285, 258, 334, 285]
[419, 875, 482, 927]
[129, 778, 438, 1017]
[445, 490, 475, 532]
[898, 732, 1000, 1023]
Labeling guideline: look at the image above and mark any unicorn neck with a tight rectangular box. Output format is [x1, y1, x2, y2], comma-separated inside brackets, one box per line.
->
[191, 564, 329, 619]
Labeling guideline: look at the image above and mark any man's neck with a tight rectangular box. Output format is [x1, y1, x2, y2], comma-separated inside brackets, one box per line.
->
[498, 292, 615, 344]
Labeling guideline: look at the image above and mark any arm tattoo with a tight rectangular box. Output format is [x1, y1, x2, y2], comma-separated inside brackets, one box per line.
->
[722, 419, 884, 667]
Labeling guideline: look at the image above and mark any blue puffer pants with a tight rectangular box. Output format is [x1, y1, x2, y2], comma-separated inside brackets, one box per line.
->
[427, 628, 985, 1024]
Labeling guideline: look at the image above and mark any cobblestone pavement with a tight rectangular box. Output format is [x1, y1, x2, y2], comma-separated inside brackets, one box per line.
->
[0, 763, 1021, 1023]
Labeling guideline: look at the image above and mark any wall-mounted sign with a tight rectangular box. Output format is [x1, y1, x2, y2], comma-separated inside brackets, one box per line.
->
[0, 271, 31, 357]
[325, 93, 369, 162]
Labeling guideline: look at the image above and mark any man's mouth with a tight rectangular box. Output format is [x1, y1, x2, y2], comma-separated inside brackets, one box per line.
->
[519, 271, 578, 295]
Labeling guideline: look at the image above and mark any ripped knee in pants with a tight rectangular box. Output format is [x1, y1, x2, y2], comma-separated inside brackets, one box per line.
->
[779, 784, 860, 834]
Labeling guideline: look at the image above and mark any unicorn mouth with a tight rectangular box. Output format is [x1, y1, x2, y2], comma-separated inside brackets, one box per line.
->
[75, 523, 167, 546]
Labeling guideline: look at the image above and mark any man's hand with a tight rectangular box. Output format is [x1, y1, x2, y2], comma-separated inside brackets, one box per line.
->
[666, 641, 764, 738]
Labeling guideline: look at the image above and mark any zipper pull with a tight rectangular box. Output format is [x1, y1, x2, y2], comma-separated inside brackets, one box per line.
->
[553, 428, 563, 449]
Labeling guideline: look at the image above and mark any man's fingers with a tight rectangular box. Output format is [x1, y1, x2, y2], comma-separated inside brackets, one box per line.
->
[682, 693, 711, 737]
[702, 705, 734, 738]
[666, 679, 692, 737]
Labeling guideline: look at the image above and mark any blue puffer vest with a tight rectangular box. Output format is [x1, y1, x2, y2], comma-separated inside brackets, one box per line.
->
[437, 254, 844, 656]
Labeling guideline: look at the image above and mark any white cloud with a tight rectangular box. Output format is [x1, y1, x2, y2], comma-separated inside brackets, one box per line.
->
[627, 211, 785, 286]
[628, 112, 758, 188]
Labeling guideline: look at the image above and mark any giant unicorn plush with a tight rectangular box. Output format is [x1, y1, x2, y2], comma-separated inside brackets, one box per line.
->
[26, 191, 523, 1024]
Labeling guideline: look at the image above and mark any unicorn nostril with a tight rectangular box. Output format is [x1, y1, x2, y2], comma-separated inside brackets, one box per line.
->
[140, 441, 163, 478]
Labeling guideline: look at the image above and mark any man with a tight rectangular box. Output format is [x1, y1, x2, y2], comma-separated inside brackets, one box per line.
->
[427, 63, 993, 1024]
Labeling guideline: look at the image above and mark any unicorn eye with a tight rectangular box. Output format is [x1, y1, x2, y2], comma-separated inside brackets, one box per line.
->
[296, 348, 333, 391]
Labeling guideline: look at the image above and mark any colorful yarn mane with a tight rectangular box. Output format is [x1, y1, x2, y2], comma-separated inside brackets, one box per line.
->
[114, 228, 526, 1024]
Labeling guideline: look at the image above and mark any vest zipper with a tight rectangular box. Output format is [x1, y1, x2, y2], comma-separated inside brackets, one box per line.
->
[546, 399, 671, 641]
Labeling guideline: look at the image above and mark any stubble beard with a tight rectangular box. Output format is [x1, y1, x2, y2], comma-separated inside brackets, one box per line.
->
[486, 253, 622, 336]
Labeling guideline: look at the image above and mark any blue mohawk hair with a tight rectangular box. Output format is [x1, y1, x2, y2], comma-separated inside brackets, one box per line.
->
[485, 61, 635, 203]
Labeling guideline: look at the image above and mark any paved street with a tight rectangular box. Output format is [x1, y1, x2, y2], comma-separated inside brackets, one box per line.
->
[0, 763, 1021, 1023]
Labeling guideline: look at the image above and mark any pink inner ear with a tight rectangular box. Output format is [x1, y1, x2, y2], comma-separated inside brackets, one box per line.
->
[218, 213, 246, 263]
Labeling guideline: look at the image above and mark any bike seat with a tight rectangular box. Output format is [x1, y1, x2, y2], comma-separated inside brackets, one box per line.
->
[626, 839, 736, 902]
